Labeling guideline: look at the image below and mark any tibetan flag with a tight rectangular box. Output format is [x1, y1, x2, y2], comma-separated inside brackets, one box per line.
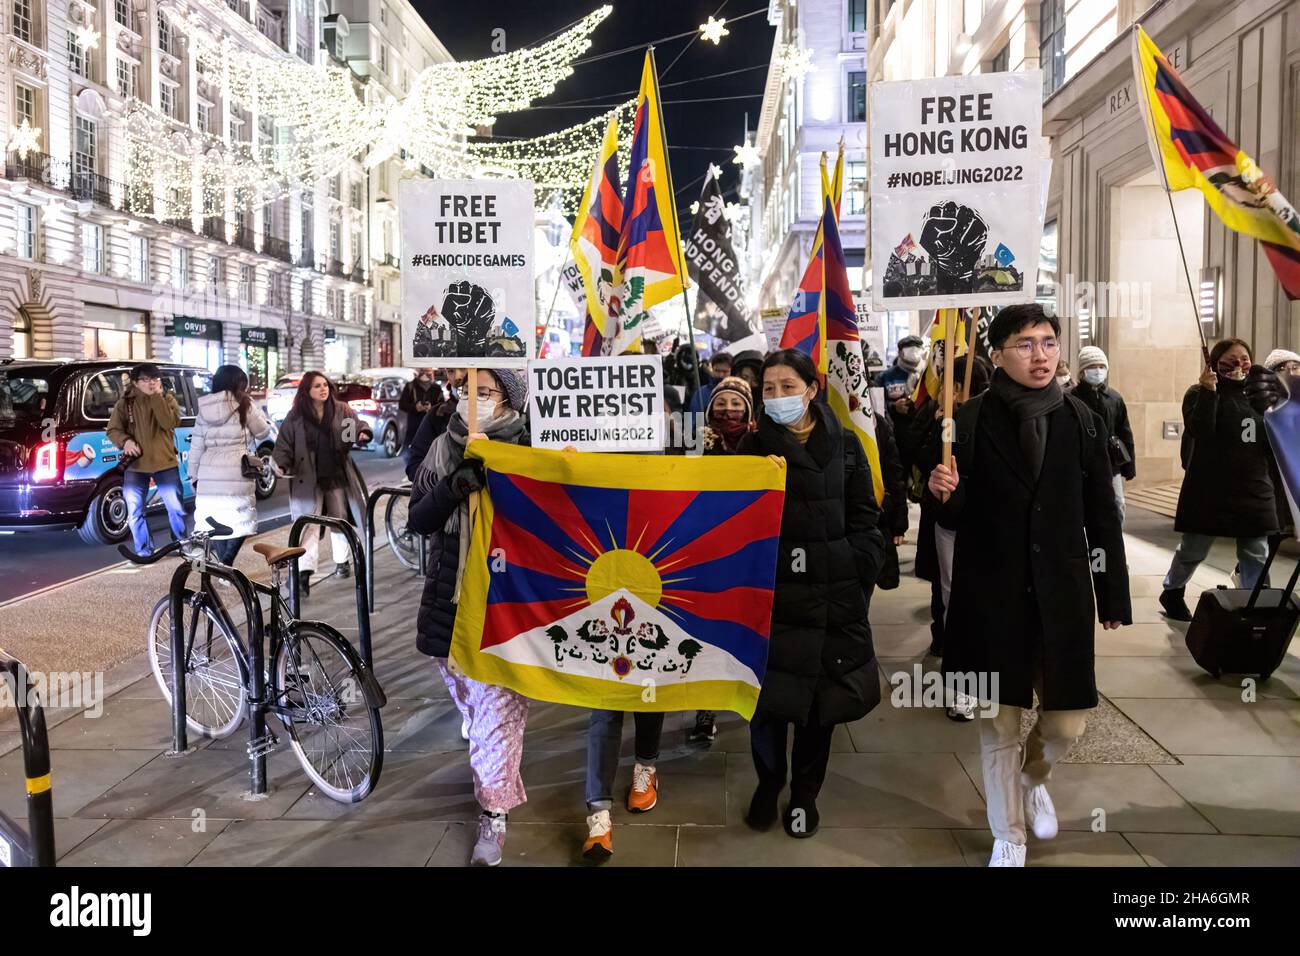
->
[612, 49, 688, 355]
[779, 153, 833, 371]
[911, 309, 968, 407]
[1133, 25, 1300, 298]
[571, 116, 624, 356]
[450, 441, 787, 718]
[822, 189, 885, 504]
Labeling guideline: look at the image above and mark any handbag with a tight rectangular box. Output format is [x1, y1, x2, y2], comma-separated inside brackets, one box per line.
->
[1106, 434, 1133, 473]
[238, 423, 264, 480]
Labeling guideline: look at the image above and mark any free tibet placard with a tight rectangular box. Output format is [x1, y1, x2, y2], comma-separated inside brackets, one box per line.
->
[870, 71, 1044, 311]
[400, 179, 535, 367]
[527, 355, 664, 452]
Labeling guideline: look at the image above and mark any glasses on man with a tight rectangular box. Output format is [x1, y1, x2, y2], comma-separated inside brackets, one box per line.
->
[998, 337, 1061, 359]
[475, 387, 504, 401]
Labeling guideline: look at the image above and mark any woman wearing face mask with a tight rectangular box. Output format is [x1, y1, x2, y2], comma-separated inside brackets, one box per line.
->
[407, 368, 530, 866]
[1159, 339, 1279, 620]
[701, 375, 755, 454]
[1073, 346, 1136, 524]
[737, 349, 885, 838]
[272, 371, 371, 594]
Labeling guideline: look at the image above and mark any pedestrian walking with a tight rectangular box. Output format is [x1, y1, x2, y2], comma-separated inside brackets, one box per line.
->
[107, 362, 187, 556]
[1073, 346, 1137, 524]
[399, 368, 441, 455]
[1159, 338, 1279, 620]
[271, 371, 371, 594]
[407, 368, 531, 867]
[189, 365, 272, 564]
[927, 304, 1131, 867]
[736, 349, 885, 839]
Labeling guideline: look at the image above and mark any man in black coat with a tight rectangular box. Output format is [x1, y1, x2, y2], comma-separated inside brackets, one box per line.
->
[1073, 346, 1137, 523]
[928, 304, 1131, 867]
[398, 368, 441, 455]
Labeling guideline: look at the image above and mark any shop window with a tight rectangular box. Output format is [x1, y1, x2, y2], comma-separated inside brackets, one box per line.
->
[847, 71, 866, 123]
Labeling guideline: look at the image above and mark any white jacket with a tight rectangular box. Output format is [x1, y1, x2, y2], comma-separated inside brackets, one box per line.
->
[190, 392, 272, 538]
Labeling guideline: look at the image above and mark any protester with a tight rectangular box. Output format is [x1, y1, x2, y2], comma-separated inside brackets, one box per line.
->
[408, 368, 530, 867]
[1159, 338, 1279, 618]
[871, 406, 909, 597]
[737, 349, 885, 839]
[927, 304, 1131, 867]
[687, 351, 733, 415]
[398, 368, 441, 454]
[1073, 346, 1137, 523]
[582, 709, 665, 861]
[107, 362, 187, 556]
[271, 371, 371, 594]
[701, 374, 755, 454]
[1261, 349, 1300, 538]
[909, 355, 992, 663]
[404, 369, 466, 482]
[189, 365, 272, 564]
[729, 349, 765, 408]
[878, 334, 924, 478]
[1055, 358, 1074, 391]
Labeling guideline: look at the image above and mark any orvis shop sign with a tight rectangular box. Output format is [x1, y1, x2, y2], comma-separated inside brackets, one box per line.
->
[165, 317, 223, 340]
[240, 327, 279, 348]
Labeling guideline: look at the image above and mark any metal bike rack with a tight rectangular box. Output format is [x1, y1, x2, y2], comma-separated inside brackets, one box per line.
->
[287, 515, 372, 669]
[0, 652, 55, 866]
[364, 485, 426, 613]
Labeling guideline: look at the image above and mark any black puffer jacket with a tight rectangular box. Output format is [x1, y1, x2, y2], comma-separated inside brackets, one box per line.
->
[1175, 380, 1278, 538]
[738, 403, 885, 725]
[1072, 380, 1137, 480]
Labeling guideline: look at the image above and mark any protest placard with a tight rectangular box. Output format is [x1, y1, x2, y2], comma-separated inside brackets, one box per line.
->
[527, 354, 664, 452]
[854, 299, 888, 370]
[400, 179, 535, 366]
[870, 71, 1044, 311]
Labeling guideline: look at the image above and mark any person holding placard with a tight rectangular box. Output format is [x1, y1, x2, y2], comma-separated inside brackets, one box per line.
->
[926, 305, 1131, 867]
[408, 368, 530, 867]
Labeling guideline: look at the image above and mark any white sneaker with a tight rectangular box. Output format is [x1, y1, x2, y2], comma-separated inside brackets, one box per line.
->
[989, 838, 1027, 867]
[460, 718, 470, 741]
[946, 692, 976, 722]
[582, 809, 613, 861]
[1023, 783, 1059, 840]
[470, 811, 507, 867]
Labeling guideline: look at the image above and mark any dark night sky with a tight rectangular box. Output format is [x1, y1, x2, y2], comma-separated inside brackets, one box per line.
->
[412, 0, 777, 223]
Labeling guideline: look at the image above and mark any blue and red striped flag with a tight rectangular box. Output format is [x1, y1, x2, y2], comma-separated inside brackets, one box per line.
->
[1134, 25, 1300, 298]
[450, 441, 787, 717]
[779, 151, 842, 373]
[571, 116, 624, 356]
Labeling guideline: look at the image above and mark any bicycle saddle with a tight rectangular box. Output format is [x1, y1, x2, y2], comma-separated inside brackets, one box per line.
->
[252, 543, 307, 567]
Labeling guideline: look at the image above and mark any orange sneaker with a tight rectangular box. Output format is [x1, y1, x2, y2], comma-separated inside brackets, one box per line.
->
[627, 762, 658, 813]
[582, 810, 613, 862]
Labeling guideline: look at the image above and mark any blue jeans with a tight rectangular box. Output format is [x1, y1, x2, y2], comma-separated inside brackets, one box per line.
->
[585, 710, 664, 811]
[122, 467, 187, 555]
[1163, 533, 1269, 592]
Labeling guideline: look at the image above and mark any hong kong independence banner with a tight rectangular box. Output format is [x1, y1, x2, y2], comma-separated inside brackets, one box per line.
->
[870, 71, 1044, 311]
[400, 179, 536, 366]
[449, 441, 787, 718]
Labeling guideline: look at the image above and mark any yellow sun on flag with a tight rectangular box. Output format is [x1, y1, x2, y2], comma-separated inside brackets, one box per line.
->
[585, 549, 663, 608]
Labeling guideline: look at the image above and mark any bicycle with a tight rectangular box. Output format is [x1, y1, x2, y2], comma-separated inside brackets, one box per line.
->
[125, 518, 385, 803]
[383, 484, 423, 571]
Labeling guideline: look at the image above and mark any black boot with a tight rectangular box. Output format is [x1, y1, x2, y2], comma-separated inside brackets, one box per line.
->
[1159, 587, 1192, 621]
[337, 561, 352, 579]
[299, 571, 312, 597]
[783, 794, 820, 839]
[745, 784, 781, 831]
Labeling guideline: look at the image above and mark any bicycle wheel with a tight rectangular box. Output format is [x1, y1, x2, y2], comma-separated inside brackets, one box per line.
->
[273, 624, 383, 803]
[148, 593, 248, 739]
[385, 493, 421, 571]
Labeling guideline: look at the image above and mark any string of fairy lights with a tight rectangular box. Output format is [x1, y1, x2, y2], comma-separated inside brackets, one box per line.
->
[98, 5, 813, 220]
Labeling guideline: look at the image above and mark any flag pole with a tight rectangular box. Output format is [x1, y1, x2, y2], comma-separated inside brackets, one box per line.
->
[647, 44, 701, 384]
[961, 307, 978, 401]
[1132, 28, 1212, 366]
[538, 263, 564, 354]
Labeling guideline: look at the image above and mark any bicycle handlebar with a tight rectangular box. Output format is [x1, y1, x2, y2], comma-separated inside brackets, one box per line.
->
[117, 540, 183, 565]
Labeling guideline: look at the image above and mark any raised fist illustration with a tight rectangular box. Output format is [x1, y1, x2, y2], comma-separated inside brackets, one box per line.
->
[441, 281, 496, 356]
[918, 201, 988, 294]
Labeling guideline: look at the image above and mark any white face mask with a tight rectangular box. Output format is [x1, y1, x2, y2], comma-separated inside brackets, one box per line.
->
[456, 397, 497, 428]
[1082, 367, 1107, 386]
[1056, 374, 1072, 388]
[899, 347, 922, 367]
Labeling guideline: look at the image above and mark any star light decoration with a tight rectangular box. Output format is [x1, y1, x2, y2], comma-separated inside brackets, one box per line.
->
[690, 200, 700, 216]
[732, 141, 761, 168]
[699, 16, 730, 45]
[774, 42, 816, 81]
[7, 119, 42, 161]
[73, 25, 100, 50]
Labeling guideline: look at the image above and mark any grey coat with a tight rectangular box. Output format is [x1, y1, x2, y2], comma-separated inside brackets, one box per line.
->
[272, 403, 370, 534]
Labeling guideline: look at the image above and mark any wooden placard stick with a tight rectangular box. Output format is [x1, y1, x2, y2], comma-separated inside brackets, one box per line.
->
[940, 308, 959, 503]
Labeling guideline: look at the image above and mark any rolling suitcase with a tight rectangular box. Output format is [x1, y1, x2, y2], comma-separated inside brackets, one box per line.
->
[1185, 538, 1300, 681]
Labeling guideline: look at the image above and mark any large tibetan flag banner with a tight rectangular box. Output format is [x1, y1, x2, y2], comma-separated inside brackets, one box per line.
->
[611, 49, 688, 355]
[779, 153, 836, 371]
[1133, 25, 1300, 298]
[571, 116, 624, 356]
[450, 442, 786, 718]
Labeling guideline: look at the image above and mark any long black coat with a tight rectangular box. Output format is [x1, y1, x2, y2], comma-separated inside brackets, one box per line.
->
[934, 390, 1132, 710]
[1072, 381, 1137, 480]
[1175, 382, 1278, 538]
[738, 403, 885, 725]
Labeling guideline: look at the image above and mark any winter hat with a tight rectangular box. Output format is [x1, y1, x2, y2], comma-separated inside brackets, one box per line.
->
[487, 368, 528, 411]
[706, 375, 754, 421]
[1263, 348, 1300, 371]
[898, 335, 925, 350]
[1077, 345, 1108, 369]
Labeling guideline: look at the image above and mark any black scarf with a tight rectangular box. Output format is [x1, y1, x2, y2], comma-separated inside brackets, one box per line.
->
[990, 368, 1063, 480]
[309, 403, 344, 483]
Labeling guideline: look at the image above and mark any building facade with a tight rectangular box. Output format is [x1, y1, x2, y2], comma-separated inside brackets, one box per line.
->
[1, 0, 451, 387]
[862, 0, 1299, 484]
